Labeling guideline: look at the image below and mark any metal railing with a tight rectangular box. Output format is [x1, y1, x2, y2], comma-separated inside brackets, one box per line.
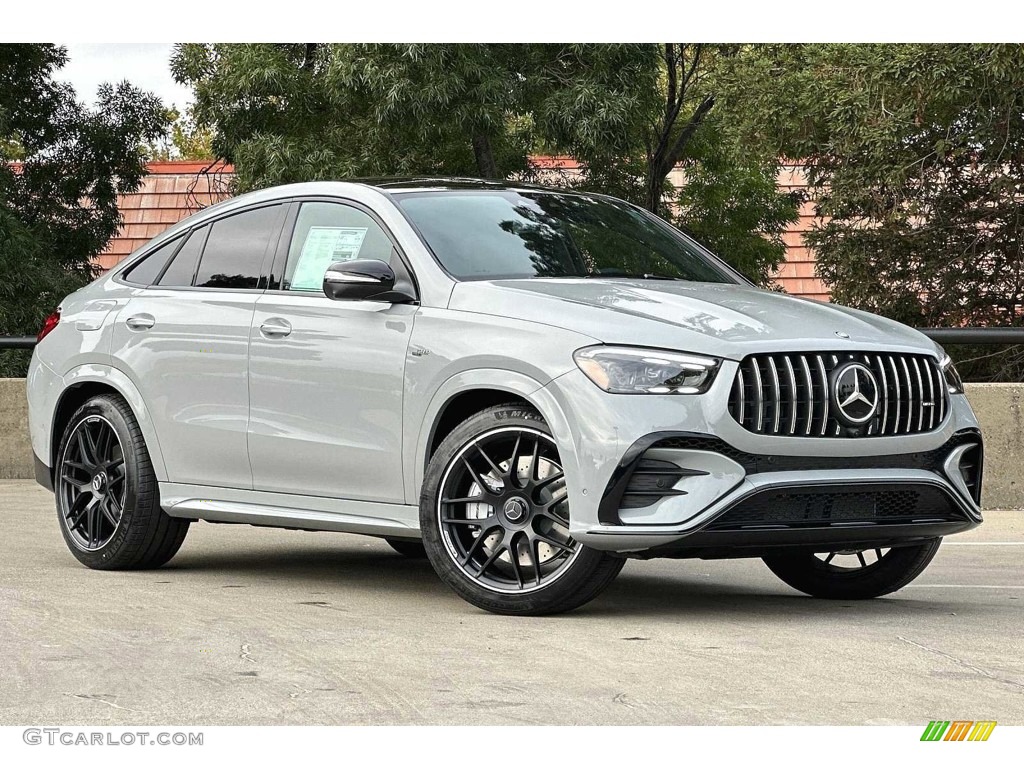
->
[2, 328, 1024, 352]
[919, 328, 1024, 345]
[0, 337, 36, 350]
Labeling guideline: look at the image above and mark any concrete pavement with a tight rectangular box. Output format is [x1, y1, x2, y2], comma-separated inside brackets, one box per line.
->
[1, 480, 1021, 725]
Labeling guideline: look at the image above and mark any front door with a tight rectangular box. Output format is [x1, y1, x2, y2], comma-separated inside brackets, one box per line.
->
[247, 200, 417, 503]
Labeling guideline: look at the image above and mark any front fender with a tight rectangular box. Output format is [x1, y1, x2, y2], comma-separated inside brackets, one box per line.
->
[406, 369, 578, 508]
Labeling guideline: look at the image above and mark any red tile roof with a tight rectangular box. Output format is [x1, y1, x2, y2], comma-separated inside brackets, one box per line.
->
[99, 159, 829, 301]
[96, 160, 233, 272]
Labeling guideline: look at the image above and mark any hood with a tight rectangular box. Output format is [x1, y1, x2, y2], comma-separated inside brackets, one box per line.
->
[448, 278, 940, 360]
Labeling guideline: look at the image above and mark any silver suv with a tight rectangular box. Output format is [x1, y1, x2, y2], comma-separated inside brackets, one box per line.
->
[27, 179, 984, 615]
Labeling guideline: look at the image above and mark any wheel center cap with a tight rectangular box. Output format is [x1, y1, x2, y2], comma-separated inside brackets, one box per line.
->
[91, 473, 107, 494]
[502, 497, 529, 523]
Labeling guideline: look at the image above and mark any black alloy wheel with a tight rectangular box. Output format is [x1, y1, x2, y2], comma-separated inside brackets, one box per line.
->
[437, 425, 581, 594]
[420, 404, 624, 615]
[55, 394, 190, 570]
[763, 539, 942, 599]
[58, 415, 126, 551]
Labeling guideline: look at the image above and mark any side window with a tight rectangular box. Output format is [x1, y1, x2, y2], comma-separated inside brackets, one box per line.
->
[194, 205, 284, 290]
[158, 225, 208, 287]
[122, 235, 183, 286]
[282, 202, 398, 292]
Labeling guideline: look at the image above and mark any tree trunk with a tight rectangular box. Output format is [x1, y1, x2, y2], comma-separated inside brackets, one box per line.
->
[645, 93, 716, 215]
[645, 171, 666, 215]
[472, 132, 499, 179]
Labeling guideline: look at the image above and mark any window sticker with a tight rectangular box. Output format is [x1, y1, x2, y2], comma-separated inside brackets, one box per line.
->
[290, 226, 368, 290]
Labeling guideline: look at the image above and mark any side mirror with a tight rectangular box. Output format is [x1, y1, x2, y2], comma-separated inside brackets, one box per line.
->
[323, 259, 396, 301]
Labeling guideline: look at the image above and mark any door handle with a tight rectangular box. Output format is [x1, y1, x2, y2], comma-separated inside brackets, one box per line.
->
[125, 314, 155, 331]
[260, 318, 292, 338]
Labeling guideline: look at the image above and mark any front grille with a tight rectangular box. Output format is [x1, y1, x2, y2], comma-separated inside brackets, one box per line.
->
[704, 484, 964, 531]
[728, 352, 948, 437]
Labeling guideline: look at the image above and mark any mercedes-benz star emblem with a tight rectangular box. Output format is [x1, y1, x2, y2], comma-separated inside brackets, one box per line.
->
[503, 497, 529, 523]
[831, 362, 879, 426]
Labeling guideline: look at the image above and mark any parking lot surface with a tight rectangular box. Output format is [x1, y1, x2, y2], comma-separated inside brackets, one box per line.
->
[1, 480, 1021, 725]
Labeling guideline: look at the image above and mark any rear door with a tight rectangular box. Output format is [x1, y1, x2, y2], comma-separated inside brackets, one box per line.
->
[247, 199, 417, 502]
[110, 203, 286, 489]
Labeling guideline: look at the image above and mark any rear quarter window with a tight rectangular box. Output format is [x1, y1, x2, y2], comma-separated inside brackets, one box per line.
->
[121, 236, 183, 286]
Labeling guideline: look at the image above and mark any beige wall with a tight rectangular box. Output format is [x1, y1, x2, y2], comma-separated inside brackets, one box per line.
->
[961, 384, 1023, 510]
[0, 378, 1020, 509]
[0, 379, 32, 479]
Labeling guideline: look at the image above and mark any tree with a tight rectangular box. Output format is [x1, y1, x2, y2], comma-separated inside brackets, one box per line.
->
[173, 43, 797, 283]
[0, 45, 170, 376]
[145, 106, 214, 161]
[726, 44, 1024, 378]
[730, 44, 1024, 324]
[555, 45, 800, 282]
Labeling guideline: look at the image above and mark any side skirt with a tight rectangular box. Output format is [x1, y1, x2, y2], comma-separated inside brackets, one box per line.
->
[160, 482, 421, 539]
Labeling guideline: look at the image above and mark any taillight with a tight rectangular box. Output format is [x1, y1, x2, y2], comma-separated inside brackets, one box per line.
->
[37, 310, 60, 342]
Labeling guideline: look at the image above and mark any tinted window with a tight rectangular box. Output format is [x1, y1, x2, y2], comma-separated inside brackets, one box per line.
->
[194, 205, 283, 290]
[396, 190, 736, 283]
[158, 225, 208, 287]
[122, 236, 183, 285]
[282, 202, 397, 292]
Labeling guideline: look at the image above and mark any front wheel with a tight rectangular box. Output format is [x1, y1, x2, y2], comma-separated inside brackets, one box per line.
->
[420, 404, 623, 615]
[763, 539, 942, 599]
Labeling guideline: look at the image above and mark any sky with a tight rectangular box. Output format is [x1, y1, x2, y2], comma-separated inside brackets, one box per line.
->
[55, 43, 193, 109]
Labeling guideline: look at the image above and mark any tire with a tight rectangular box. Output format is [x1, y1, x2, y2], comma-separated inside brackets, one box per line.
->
[55, 393, 189, 570]
[419, 403, 624, 616]
[763, 539, 942, 599]
[386, 538, 427, 558]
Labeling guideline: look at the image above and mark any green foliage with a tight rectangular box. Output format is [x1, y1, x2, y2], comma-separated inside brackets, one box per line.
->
[0, 44, 170, 376]
[724, 43, 1024, 379]
[145, 106, 214, 161]
[730, 44, 1024, 327]
[675, 118, 802, 285]
[173, 43, 797, 284]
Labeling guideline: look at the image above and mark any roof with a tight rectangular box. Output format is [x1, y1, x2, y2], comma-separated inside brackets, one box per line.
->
[357, 177, 557, 192]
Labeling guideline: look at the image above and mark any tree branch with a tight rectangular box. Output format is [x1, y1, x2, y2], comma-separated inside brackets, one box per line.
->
[663, 94, 716, 173]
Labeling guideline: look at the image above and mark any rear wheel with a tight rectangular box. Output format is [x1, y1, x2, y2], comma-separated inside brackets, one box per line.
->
[55, 394, 189, 570]
[763, 539, 942, 599]
[420, 404, 623, 615]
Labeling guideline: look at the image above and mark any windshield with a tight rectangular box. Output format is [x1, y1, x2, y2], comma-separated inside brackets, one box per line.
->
[394, 190, 739, 283]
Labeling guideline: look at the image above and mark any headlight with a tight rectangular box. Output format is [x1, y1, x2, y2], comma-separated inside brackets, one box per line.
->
[940, 355, 964, 394]
[573, 346, 721, 394]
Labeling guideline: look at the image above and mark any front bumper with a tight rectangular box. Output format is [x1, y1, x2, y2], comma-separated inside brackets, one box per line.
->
[541, 365, 983, 553]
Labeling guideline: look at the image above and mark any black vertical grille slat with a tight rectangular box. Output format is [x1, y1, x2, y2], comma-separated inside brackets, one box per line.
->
[751, 357, 765, 433]
[815, 355, 829, 436]
[874, 354, 890, 435]
[782, 355, 799, 435]
[728, 352, 948, 438]
[889, 355, 902, 434]
[798, 355, 814, 436]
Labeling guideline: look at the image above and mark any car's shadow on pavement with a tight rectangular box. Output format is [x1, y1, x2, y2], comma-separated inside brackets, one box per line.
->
[160, 544, 448, 598]
[153, 542, 974, 620]
[582, 568, 973, 620]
